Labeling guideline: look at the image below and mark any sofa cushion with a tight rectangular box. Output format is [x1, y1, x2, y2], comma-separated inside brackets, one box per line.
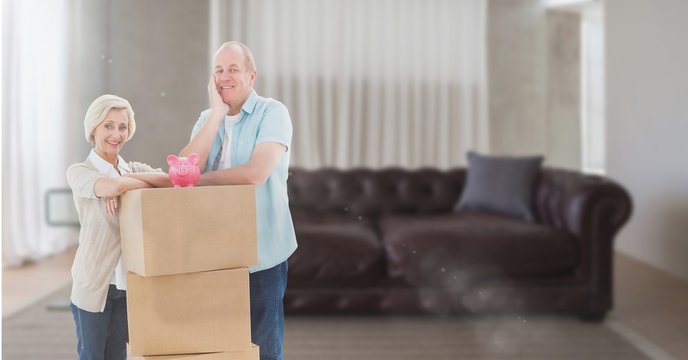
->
[455, 151, 543, 221]
[380, 213, 579, 287]
[288, 218, 385, 286]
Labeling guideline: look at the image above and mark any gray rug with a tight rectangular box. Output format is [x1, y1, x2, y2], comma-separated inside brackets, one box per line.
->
[2, 287, 650, 360]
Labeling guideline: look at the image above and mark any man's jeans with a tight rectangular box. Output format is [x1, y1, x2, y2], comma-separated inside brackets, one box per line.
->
[250, 260, 288, 360]
[71, 285, 128, 360]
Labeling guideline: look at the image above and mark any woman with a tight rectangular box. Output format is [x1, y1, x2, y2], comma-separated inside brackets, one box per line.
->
[66, 94, 169, 360]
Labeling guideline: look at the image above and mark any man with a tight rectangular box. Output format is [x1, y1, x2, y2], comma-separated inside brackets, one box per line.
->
[180, 41, 297, 360]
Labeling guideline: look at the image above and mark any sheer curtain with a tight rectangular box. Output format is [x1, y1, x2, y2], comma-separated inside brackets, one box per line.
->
[211, 0, 488, 169]
[2, 0, 78, 266]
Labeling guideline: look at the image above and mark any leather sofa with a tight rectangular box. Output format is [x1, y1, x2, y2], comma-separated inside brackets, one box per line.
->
[284, 167, 632, 320]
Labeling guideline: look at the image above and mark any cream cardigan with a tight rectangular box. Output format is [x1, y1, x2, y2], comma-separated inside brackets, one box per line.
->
[67, 157, 160, 312]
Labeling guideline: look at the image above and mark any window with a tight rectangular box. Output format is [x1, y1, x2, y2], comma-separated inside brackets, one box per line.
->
[580, 7, 605, 174]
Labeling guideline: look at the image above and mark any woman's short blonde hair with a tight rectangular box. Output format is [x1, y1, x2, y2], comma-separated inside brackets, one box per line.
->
[83, 94, 136, 145]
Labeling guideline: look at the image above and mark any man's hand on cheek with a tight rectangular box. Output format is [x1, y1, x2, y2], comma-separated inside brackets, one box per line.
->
[208, 75, 229, 114]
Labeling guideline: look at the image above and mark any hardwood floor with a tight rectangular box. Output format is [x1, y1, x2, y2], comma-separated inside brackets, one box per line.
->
[2, 247, 687, 359]
[2, 246, 76, 318]
[609, 254, 688, 359]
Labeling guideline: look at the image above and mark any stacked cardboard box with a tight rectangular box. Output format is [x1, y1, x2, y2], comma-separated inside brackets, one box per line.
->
[120, 185, 258, 359]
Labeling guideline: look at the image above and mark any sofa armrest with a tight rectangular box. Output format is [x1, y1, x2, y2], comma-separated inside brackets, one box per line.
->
[535, 168, 632, 317]
[535, 169, 632, 240]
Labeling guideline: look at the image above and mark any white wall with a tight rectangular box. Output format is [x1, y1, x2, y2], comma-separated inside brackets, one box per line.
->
[69, 0, 109, 164]
[67, 0, 209, 169]
[606, 0, 688, 281]
[108, 0, 209, 169]
[488, 0, 548, 157]
[488, 0, 581, 169]
[546, 11, 581, 168]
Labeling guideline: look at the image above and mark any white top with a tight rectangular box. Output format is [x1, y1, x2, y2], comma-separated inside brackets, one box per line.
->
[219, 114, 241, 168]
[88, 149, 130, 291]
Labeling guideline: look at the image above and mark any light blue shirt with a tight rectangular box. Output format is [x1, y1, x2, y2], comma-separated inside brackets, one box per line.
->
[191, 90, 297, 273]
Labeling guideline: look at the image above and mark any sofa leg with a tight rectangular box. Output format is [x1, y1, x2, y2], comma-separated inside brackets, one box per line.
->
[578, 309, 607, 322]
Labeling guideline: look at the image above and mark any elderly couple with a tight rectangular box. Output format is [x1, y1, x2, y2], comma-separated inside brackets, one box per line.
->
[66, 41, 296, 360]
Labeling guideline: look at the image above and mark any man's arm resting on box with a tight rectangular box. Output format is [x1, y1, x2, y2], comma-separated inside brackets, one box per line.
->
[179, 110, 224, 170]
[180, 78, 229, 170]
[197, 142, 286, 186]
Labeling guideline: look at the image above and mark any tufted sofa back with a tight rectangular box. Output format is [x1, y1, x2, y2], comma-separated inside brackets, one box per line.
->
[288, 166, 632, 237]
[288, 167, 465, 221]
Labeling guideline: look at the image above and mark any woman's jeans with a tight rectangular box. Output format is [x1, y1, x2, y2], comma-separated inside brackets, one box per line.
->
[71, 285, 128, 360]
[250, 260, 288, 360]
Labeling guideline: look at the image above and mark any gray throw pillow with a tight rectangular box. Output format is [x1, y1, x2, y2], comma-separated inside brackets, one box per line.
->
[455, 151, 543, 221]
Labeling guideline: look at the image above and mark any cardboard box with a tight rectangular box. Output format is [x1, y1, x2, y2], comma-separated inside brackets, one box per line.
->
[127, 344, 259, 360]
[127, 268, 252, 356]
[120, 185, 257, 276]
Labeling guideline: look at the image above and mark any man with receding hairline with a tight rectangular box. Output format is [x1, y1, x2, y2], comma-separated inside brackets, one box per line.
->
[180, 41, 297, 360]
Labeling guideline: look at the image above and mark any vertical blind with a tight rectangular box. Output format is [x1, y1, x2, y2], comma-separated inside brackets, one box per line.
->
[2, 0, 78, 266]
[211, 0, 489, 169]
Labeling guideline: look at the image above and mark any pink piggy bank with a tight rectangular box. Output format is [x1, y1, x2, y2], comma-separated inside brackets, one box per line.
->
[167, 153, 200, 187]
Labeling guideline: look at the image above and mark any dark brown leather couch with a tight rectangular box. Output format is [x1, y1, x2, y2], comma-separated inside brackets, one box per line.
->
[284, 167, 632, 320]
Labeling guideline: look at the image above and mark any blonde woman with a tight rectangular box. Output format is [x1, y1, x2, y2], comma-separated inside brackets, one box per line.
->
[66, 94, 168, 360]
